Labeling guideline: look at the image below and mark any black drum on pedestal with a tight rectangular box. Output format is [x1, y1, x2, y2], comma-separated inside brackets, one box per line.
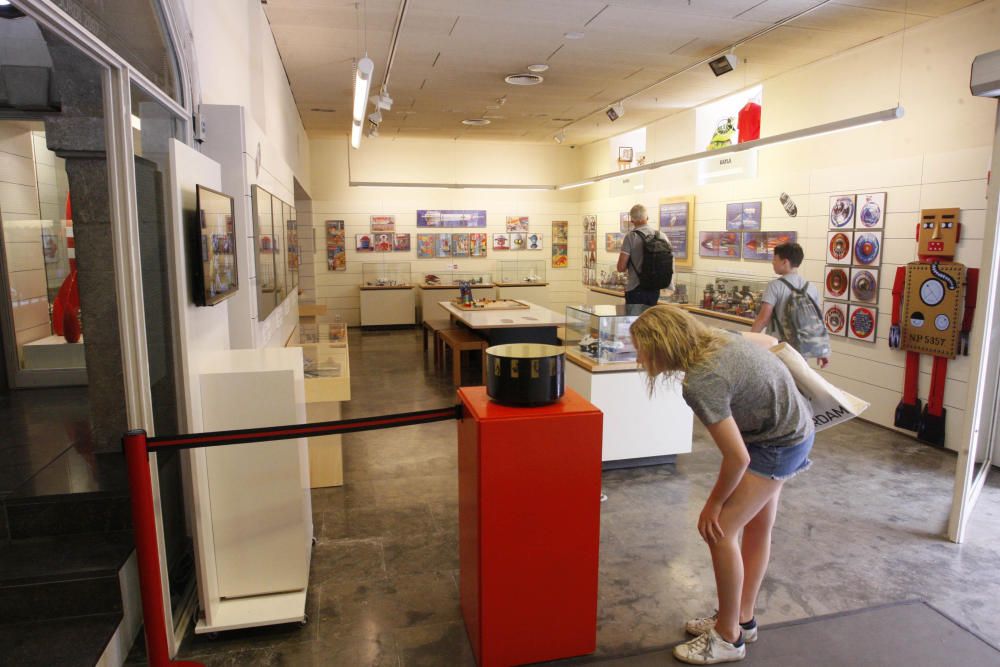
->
[485, 344, 565, 406]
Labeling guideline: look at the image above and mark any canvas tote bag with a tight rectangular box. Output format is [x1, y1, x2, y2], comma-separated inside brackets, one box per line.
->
[770, 342, 870, 432]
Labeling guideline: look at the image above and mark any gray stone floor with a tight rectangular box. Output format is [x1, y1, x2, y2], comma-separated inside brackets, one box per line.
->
[173, 328, 1000, 666]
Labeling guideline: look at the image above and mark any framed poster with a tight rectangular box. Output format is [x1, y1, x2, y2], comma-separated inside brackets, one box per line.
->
[417, 209, 487, 228]
[827, 231, 853, 265]
[493, 233, 511, 251]
[850, 268, 879, 303]
[373, 232, 393, 252]
[829, 195, 856, 229]
[848, 304, 878, 342]
[742, 232, 769, 261]
[506, 216, 529, 232]
[699, 231, 719, 257]
[857, 193, 886, 229]
[552, 220, 568, 244]
[583, 215, 597, 233]
[370, 215, 395, 232]
[853, 231, 882, 267]
[435, 234, 452, 257]
[823, 301, 848, 337]
[470, 232, 488, 257]
[416, 233, 435, 259]
[392, 233, 411, 252]
[606, 232, 625, 252]
[659, 196, 694, 267]
[741, 202, 762, 231]
[619, 212, 631, 233]
[356, 233, 374, 253]
[552, 221, 568, 268]
[325, 220, 346, 271]
[726, 203, 743, 231]
[511, 232, 527, 251]
[824, 266, 849, 300]
[527, 233, 542, 250]
[718, 232, 740, 259]
[452, 233, 470, 257]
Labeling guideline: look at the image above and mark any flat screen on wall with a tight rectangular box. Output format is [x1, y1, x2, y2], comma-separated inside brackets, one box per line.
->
[190, 184, 238, 306]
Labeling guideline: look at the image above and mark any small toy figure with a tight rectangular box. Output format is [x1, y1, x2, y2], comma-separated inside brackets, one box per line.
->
[707, 117, 736, 150]
[888, 208, 979, 446]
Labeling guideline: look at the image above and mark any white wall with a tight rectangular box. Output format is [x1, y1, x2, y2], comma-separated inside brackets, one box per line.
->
[307, 136, 586, 325]
[576, 1, 999, 452]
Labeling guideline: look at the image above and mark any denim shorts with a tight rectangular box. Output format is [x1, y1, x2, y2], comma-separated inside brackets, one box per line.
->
[746, 432, 814, 481]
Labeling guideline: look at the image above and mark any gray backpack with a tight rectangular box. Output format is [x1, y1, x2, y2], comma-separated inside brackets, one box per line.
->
[775, 278, 830, 359]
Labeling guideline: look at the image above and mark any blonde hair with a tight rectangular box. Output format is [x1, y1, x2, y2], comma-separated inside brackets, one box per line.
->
[629, 305, 730, 394]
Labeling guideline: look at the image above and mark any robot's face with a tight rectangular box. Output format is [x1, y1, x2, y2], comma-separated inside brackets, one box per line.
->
[917, 209, 960, 258]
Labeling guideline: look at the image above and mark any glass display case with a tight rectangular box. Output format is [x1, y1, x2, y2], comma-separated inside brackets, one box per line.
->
[301, 343, 343, 378]
[564, 304, 650, 364]
[660, 271, 694, 305]
[595, 263, 628, 291]
[678, 271, 769, 321]
[362, 261, 412, 287]
[496, 260, 546, 284]
[420, 270, 492, 286]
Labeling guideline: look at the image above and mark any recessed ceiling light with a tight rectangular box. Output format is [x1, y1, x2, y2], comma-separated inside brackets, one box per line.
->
[527, 64, 549, 73]
[462, 118, 491, 126]
[564, 32, 585, 39]
[505, 73, 544, 86]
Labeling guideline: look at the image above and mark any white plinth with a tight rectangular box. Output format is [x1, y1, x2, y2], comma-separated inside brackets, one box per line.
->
[360, 286, 416, 326]
[566, 356, 693, 464]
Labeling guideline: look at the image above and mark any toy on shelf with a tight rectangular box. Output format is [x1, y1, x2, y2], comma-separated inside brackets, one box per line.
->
[888, 208, 979, 446]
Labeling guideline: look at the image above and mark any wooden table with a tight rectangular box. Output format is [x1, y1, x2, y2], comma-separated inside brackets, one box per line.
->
[438, 299, 564, 345]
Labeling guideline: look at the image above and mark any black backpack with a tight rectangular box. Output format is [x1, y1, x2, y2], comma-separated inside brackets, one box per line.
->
[629, 229, 673, 290]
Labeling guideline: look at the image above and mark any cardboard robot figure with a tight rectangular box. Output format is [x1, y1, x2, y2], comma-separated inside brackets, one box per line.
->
[888, 208, 979, 446]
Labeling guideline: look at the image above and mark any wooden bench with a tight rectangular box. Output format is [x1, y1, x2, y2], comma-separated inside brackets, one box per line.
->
[437, 328, 489, 386]
[421, 319, 458, 367]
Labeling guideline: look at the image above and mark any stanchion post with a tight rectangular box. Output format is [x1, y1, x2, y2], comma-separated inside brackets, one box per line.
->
[123, 429, 204, 667]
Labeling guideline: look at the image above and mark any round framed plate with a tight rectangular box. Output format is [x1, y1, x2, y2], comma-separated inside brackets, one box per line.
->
[830, 197, 854, 227]
[826, 269, 848, 297]
[859, 201, 882, 228]
[851, 270, 877, 301]
[850, 307, 876, 339]
[854, 233, 880, 264]
[829, 233, 851, 261]
[825, 305, 846, 334]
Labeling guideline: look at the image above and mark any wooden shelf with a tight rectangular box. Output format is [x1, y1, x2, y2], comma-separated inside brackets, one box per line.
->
[564, 348, 640, 373]
[419, 283, 495, 289]
[680, 305, 754, 326]
[589, 287, 625, 297]
[494, 281, 548, 287]
[360, 284, 414, 290]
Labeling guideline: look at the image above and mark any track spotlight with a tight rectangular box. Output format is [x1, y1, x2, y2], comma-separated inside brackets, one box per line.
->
[370, 89, 393, 111]
[606, 102, 624, 122]
[368, 110, 383, 124]
[709, 53, 738, 77]
[554, 131, 566, 144]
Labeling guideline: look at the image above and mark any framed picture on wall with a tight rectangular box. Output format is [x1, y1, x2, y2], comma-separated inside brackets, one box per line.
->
[619, 212, 631, 233]
[619, 146, 634, 162]
[659, 196, 695, 267]
[506, 216, 529, 232]
[853, 231, 883, 267]
[848, 304, 878, 342]
[527, 233, 542, 250]
[452, 233, 470, 257]
[356, 234, 374, 252]
[470, 232, 488, 257]
[416, 233, 435, 259]
[418, 209, 487, 228]
[856, 192, 886, 229]
[823, 301, 848, 337]
[827, 231, 853, 265]
[699, 231, 719, 257]
[511, 232, 527, 251]
[393, 233, 411, 252]
[370, 215, 395, 232]
[824, 266, 849, 300]
[606, 232, 625, 252]
[742, 232, 770, 261]
[435, 234, 452, 257]
[493, 233, 511, 251]
[373, 233, 393, 252]
[830, 195, 856, 228]
[850, 267, 879, 303]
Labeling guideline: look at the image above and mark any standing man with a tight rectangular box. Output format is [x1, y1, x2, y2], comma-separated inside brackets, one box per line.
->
[617, 204, 673, 306]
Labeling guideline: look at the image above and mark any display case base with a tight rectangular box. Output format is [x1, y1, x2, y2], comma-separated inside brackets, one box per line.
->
[603, 454, 677, 470]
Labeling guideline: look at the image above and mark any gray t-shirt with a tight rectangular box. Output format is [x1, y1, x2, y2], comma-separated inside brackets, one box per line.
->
[620, 225, 668, 291]
[682, 333, 814, 447]
[762, 273, 819, 340]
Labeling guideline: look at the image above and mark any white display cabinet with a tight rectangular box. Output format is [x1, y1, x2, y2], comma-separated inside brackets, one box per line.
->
[495, 259, 549, 307]
[190, 348, 312, 633]
[360, 261, 416, 327]
[563, 304, 693, 466]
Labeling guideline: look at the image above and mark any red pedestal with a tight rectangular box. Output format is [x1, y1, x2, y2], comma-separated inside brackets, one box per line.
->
[457, 387, 603, 667]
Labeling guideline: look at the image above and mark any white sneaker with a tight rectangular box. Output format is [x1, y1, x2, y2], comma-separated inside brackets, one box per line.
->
[673, 628, 746, 665]
[685, 612, 757, 643]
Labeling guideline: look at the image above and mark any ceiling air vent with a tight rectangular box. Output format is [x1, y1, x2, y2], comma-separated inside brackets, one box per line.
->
[505, 73, 543, 86]
[462, 118, 491, 126]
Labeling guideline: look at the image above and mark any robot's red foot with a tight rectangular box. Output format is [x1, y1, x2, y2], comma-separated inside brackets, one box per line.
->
[917, 406, 947, 448]
[894, 399, 922, 432]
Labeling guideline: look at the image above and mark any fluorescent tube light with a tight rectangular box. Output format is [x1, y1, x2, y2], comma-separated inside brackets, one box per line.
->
[351, 120, 362, 149]
[558, 179, 597, 191]
[353, 57, 374, 124]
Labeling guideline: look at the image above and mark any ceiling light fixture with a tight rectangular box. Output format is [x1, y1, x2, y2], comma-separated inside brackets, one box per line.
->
[368, 110, 382, 124]
[709, 52, 738, 77]
[564, 31, 585, 39]
[527, 64, 549, 73]
[352, 56, 375, 149]
[553, 130, 566, 144]
[462, 118, 491, 126]
[505, 73, 544, 86]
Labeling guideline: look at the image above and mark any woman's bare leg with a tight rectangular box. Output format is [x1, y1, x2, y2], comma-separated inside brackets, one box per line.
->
[740, 491, 781, 623]
[708, 473, 784, 643]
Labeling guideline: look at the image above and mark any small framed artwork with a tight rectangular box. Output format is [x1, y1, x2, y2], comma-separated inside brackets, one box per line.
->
[742, 232, 770, 261]
[373, 232, 393, 252]
[620, 212, 631, 233]
[850, 268, 879, 303]
[552, 221, 569, 244]
[619, 146, 633, 162]
[848, 304, 878, 342]
[726, 203, 743, 231]
[823, 302, 848, 337]
[853, 231, 882, 266]
[827, 231, 853, 265]
[356, 234, 374, 252]
[829, 195, 856, 228]
[741, 202, 762, 231]
[552, 244, 568, 267]
[856, 192, 886, 229]
[699, 232, 719, 257]
[719, 232, 740, 259]
[370, 215, 395, 232]
[393, 233, 411, 252]
[767, 231, 796, 248]
[583, 215, 597, 233]
[435, 234, 452, 257]
[506, 216, 529, 232]
[824, 266, 849, 300]
[416, 233, 435, 259]
[493, 233, 511, 251]
[659, 196, 694, 267]
[527, 233, 542, 250]
[511, 232, 527, 251]
[470, 232, 488, 257]
[452, 233, 470, 257]
[606, 232, 625, 252]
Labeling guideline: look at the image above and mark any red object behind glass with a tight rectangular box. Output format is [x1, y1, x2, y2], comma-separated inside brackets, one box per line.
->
[738, 101, 761, 143]
[52, 193, 81, 342]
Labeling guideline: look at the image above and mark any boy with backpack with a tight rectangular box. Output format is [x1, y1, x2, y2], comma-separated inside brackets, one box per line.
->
[616, 204, 674, 305]
[751, 243, 831, 368]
